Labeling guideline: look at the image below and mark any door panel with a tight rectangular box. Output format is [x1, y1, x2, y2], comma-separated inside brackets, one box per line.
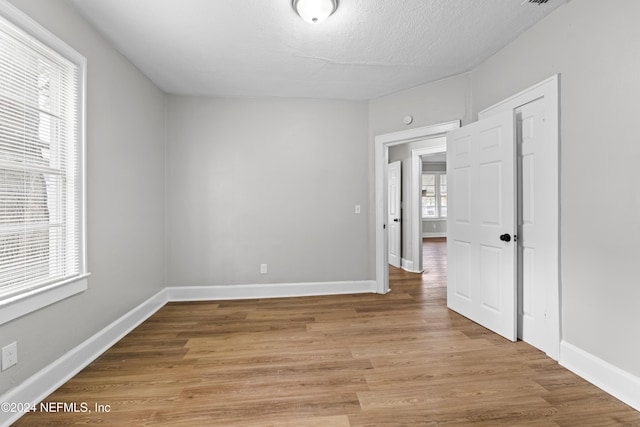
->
[480, 162, 502, 225]
[387, 161, 401, 268]
[447, 111, 516, 341]
[480, 245, 502, 312]
[453, 241, 472, 300]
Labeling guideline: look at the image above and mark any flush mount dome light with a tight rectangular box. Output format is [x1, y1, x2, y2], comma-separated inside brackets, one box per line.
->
[293, 0, 338, 24]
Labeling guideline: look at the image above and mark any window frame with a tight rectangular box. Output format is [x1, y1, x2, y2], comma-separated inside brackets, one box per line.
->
[422, 171, 447, 219]
[0, 1, 88, 326]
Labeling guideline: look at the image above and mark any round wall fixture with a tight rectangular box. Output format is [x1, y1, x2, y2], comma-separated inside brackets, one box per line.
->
[403, 115, 413, 125]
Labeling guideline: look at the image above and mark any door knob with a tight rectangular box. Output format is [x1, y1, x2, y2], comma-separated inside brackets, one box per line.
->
[499, 233, 511, 242]
[393, 218, 400, 222]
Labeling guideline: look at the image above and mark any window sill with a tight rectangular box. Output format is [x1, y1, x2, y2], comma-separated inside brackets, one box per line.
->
[0, 274, 89, 326]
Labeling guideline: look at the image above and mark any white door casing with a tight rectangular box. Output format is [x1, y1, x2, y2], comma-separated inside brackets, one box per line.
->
[374, 121, 461, 294]
[447, 110, 517, 342]
[387, 161, 402, 268]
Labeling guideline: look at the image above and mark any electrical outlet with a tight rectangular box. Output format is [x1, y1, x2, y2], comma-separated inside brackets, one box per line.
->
[260, 264, 268, 274]
[2, 341, 17, 371]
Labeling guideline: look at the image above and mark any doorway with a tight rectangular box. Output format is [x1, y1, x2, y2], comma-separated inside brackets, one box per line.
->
[412, 148, 447, 272]
[387, 141, 448, 273]
[375, 121, 460, 294]
[375, 76, 559, 359]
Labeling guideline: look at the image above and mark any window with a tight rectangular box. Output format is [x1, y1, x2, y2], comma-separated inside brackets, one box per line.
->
[422, 173, 447, 218]
[0, 4, 87, 324]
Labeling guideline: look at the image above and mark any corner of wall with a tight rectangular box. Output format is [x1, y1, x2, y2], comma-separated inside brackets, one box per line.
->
[162, 94, 169, 289]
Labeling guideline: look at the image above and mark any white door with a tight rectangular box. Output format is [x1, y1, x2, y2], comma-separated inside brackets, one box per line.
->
[447, 111, 517, 341]
[516, 98, 554, 351]
[387, 161, 402, 268]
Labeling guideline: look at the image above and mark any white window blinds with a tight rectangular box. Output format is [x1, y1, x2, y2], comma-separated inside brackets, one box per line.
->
[0, 13, 82, 301]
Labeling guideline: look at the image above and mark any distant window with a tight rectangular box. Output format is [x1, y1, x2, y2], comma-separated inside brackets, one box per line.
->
[422, 173, 447, 218]
[0, 4, 87, 324]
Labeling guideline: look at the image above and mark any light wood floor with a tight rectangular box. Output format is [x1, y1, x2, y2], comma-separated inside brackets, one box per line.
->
[15, 238, 640, 426]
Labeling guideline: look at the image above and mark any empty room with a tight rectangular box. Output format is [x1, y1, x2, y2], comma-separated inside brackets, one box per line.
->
[1, 0, 639, 425]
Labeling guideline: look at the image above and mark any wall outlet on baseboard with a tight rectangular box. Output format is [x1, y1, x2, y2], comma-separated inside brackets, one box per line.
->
[260, 264, 268, 274]
[2, 341, 18, 371]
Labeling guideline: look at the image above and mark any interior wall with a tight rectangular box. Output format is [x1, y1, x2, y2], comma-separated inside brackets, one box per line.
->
[0, 0, 167, 395]
[470, 0, 640, 377]
[165, 96, 370, 286]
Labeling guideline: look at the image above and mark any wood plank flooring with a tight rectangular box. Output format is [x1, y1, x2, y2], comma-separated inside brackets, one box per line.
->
[14, 238, 640, 426]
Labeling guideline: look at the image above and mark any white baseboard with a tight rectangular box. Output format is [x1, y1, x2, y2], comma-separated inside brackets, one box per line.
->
[422, 232, 447, 238]
[0, 289, 168, 427]
[0, 279, 376, 426]
[400, 259, 422, 274]
[560, 340, 640, 412]
[167, 280, 377, 301]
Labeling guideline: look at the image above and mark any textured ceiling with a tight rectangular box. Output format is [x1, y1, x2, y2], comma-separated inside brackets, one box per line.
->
[67, 0, 566, 100]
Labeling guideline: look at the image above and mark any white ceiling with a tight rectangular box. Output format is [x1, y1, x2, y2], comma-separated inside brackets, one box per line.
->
[67, 0, 566, 100]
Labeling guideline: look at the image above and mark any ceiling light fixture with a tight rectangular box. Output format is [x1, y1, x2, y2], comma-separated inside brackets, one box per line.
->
[292, 0, 338, 24]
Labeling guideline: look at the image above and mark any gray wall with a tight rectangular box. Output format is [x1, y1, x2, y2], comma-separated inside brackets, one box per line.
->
[422, 219, 446, 235]
[165, 96, 370, 286]
[0, 0, 166, 394]
[471, 0, 640, 377]
[368, 73, 472, 136]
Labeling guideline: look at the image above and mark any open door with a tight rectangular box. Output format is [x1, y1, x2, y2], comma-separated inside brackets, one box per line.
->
[446, 111, 517, 341]
[387, 161, 401, 268]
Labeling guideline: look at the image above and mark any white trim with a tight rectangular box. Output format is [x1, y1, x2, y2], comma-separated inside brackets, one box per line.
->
[478, 74, 560, 361]
[411, 143, 447, 273]
[422, 232, 447, 238]
[0, 289, 168, 427]
[478, 75, 558, 119]
[0, 275, 89, 326]
[167, 280, 376, 301]
[560, 340, 640, 412]
[375, 121, 460, 294]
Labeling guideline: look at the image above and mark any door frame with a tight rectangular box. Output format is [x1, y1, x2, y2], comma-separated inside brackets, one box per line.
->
[374, 121, 460, 294]
[478, 74, 560, 360]
[410, 143, 447, 273]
